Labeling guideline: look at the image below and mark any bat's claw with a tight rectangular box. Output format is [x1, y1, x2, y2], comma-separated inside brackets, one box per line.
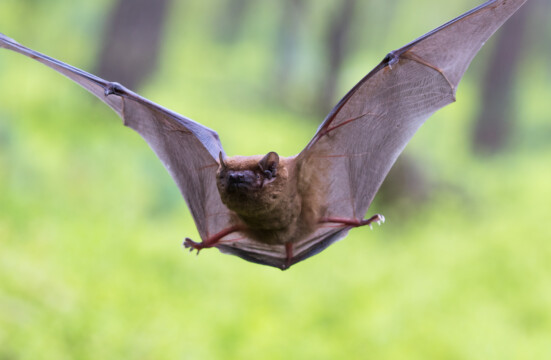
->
[183, 225, 242, 256]
[360, 213, 385, 227]
[183, 237, 204, 254]
[104, 82, 125, 96]
[319, 213, 385, 229]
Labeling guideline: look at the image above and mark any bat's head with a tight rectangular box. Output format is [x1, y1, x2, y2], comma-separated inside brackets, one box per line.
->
[217, 151, 279, 196]
[217, 152, 298, 229]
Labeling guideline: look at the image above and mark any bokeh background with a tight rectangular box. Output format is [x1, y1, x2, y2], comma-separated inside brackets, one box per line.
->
[1, 0, 550, 359]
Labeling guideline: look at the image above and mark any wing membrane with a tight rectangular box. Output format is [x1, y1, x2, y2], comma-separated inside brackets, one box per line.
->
[0, 33, 232, 239]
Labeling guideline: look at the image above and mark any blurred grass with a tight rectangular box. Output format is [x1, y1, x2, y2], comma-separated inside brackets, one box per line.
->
[1, 0, 551, 359]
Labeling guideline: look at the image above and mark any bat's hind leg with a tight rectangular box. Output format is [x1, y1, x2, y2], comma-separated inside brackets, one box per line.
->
[183, 225, 242, 253]
[320, 213, 385, 229]
[281, 242, 294, 270]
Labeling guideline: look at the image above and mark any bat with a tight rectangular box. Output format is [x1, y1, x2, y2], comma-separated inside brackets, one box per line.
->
[0, 0, 527, 270]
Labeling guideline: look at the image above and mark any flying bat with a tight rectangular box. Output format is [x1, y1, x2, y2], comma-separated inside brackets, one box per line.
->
[0, 0, 527, 270]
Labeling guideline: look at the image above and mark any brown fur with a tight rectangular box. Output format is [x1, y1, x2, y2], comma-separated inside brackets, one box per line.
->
[216, 153, 328, 245]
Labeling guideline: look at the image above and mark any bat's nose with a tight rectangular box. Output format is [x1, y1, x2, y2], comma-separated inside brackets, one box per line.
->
[228, 173, 245, 185]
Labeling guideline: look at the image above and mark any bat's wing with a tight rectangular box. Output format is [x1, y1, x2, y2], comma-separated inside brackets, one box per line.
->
[291, 0, 527, 261]
[0, 33, 233, 241]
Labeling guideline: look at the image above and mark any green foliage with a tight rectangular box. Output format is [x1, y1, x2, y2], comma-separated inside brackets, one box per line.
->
[1, 0, 550, 359]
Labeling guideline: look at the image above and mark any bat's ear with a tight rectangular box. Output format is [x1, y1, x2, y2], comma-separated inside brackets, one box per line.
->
[259, 151, 279, 179]
[218, 152, 227, 170]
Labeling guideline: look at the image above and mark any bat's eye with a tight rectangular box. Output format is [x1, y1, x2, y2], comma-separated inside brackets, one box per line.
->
[263, 169, 276, 179]
[256, 174, 260, 180]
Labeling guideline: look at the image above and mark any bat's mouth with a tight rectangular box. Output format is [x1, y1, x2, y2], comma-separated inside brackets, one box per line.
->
[228, 182, 254, 192]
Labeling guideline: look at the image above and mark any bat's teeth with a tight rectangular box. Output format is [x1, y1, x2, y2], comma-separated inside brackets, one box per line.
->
[379, 214, 386, 224]
[369, 224, 373, 230]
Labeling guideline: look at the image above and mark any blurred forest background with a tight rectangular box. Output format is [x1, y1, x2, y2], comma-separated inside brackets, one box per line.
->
[0, 0, 550, 359]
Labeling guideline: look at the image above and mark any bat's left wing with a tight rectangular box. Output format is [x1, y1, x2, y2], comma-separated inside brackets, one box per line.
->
[291, 0, 527, 265]
[0, 33, 233, 241]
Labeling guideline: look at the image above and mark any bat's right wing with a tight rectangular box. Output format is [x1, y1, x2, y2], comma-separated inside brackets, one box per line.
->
[0, 33, 233, 241]
[297, 0, 527, 228]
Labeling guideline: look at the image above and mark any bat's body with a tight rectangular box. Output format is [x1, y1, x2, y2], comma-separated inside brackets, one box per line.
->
[217, 154, 303, 237]
[0, 0, 527, 269]
[191, 151, 382, 268]
[212, 154, 335, 237]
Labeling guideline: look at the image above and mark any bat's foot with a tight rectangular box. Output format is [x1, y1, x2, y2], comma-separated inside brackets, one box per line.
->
[359, 214, 385, 229]
[320, 213, 385, 229]
[183, 225, 243, 255]
[183, 238, 209, 254]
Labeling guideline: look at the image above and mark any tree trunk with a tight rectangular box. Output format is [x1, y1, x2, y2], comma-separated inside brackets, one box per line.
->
[318, 0, 357, 114]
[211, 0, 253, 43]
[96, 0, 170, 90]
[471, 3, 529, 154]
[274, 0, 306, 98]
[377, 155, 430, 210]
